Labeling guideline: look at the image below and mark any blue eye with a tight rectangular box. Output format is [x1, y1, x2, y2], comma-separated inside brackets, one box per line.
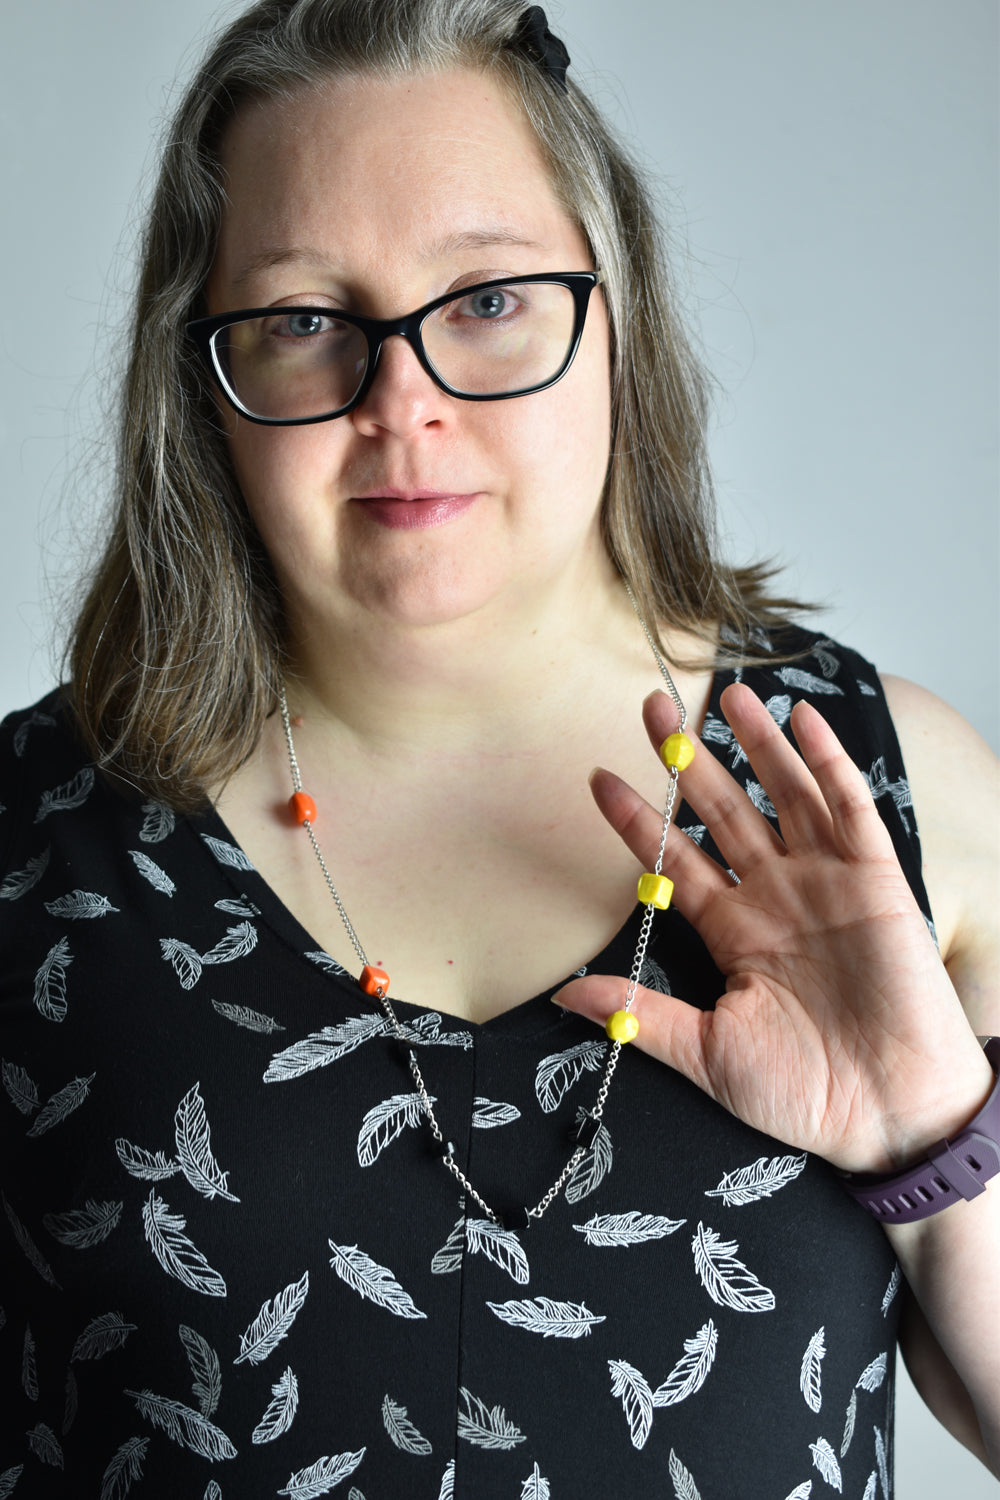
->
[281, 313, 327, 338]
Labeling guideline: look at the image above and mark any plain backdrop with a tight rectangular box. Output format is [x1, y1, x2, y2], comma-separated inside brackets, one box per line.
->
[1, 2, 997, 1494]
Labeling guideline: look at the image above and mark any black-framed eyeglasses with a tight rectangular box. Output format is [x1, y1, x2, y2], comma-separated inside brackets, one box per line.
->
[186, 271, 602, 426]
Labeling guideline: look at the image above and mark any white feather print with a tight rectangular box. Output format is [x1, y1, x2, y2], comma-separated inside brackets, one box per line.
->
[609, 1359, 654, 1449]
[881, 1264, 901, 1316]
[201, 921, 258, 965]
[252, 1366, 299, 1444]
[43, 889, 119, 920]
[347, 1488, 364, 1500]
[98, 1435, 148, 1500]
[63, 1368, 78, 1435]
[0, 1469, 23, 1500]
[465, 1219, 530, 1284]
[470, 1097, 521, 1128]
[127, 850, 175, 896]
[809, 1438, 842, 1492]
[356, 1091, 432, 1167]
[858, 678, 878, 697]
[745, 781, 777, 819]
[179, 1324, 221, 1417]
[456, 1388, 525, 1450]
[26, 1424, 63, 1467]
[142, 1190, 227, 1297]
[214, 896, 260, 918]
[115, 1139, 179, 1181]
[34, 767, 95, 823]
[71, 1312, 137, 1361]
[235, 1271, 309, 1365]
[810, 639, 840, 679]
[775, 667, 845, 696]
[26, 1073, 95, 1138]
[841, 1390, 857, 1456]
[668, 1448, 702, 1500]
[2, 1193, 59, 1286]
[0, 847, 50, 901]
[125, 1388, 237, 1460]
[638, 955, 671, 994]
[139, 801, 176, 843]
[652, 1320, 718, 1407]
[683, 823, 708, 845]
[564, 1117, 613, 1204]
[33, 936, 72, 1022]
[304, 950, 347, 975]
[174, 1083, 239, 1201]
[200, 833, 255, 870]
[277, 1450, 366, 1497]
[862, 1472, 877, 1500]
[520, 1463, 551, 1500]
[382, 1396, 433, 1455]
[534, 1040, 605, 1113]
[430, 1215, 466, 1275]
[704, 1152, 807, 1206]
[264, 1015, 387, 1083]
[572, 1210, 686, 1246]
[856, 1353, 887, 1392]
[691, 1223, 775, 1312]
[22, 1325, 38, 1400]
[159, 938, 203, 990]
[396, 1013, 473, 1049]
[13, 708, 56, 757]
[874, 1425, 889, 1497]
[2, 1059, 39, 1115]
[211, 1000, 285, 1033]
[437, 1460, 455, 1500]
[764, 693, 794, 727]
[800, 1328, 826, 1413]
[42, 1198, 122, 1248]
[486, 1296, 605, 1338]
[204, 1485, 222, 1500]
[783, 1485, 812, 1500]
[328, 1241, 426, 1318]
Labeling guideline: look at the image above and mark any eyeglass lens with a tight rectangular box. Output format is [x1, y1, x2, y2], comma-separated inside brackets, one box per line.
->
[211, 281, 579, 421]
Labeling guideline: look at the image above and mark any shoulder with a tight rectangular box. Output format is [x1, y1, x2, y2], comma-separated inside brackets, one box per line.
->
[880, 675, 999, 1031]
[0, 689, 102, 880]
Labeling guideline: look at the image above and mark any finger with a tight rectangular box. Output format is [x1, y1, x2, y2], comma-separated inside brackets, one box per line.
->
[589, 766, 736, 912]
[787, 699, 897, 862]
[716, 682, 835, 852]
[552, 972, 714, 1099]
[648, 688, 788, 877]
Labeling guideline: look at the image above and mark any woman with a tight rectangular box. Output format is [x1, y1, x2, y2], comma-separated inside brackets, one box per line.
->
[1, 1, 996, 1495]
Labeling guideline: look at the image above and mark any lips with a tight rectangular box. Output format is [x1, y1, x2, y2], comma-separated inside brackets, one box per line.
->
[351, 487, 481, 530]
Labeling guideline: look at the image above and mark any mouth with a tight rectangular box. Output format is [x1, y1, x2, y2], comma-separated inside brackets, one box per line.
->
[351, 488, 481, 530]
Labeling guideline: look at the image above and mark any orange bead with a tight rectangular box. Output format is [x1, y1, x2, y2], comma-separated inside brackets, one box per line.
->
[359, 964, 390, 997]
[289, 791, 316, 825]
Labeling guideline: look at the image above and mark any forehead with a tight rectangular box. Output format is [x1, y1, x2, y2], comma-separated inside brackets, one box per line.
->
[212, 67, 583, 299]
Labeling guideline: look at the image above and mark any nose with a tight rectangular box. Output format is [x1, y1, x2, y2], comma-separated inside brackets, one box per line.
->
[349, 332, 451, 438]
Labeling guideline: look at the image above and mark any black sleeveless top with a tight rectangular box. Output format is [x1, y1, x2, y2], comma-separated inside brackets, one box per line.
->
[0, 629, 925, 1499]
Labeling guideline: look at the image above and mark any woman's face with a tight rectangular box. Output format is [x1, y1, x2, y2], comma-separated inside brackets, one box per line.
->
[207, 67, 613, 637]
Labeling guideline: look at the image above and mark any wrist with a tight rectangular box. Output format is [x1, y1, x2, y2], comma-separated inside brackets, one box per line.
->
[840, 1037, 1000, 1224]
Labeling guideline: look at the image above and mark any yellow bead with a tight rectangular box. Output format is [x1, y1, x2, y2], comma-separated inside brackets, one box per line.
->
[637, 872, 674, 910]
[606, 1009, 640, 1044]
[660, 732, 695, 771]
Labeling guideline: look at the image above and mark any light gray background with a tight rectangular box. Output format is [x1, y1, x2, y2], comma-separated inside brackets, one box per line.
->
[2, 1, 997, 1492]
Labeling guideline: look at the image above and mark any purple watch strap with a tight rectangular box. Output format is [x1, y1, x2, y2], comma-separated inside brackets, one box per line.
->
[840, 1037, 1000, 1224]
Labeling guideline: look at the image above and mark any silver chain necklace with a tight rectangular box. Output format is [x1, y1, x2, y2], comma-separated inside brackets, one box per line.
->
[279, 594, 691, 1230]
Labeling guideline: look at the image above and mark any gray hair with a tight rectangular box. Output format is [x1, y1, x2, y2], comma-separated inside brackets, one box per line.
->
[69, 0, 794, 809]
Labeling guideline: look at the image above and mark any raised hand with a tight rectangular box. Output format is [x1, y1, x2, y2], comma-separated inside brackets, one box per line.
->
[555, 683, 993, 1173]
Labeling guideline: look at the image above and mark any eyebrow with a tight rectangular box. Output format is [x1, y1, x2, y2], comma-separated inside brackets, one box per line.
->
[229, 228, 545, 291]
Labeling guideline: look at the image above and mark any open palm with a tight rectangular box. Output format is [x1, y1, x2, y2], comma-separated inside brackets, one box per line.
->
[556, 684, 987, 1173]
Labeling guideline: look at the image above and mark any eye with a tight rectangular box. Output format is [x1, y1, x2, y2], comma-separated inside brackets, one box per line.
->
[456, 286, 522, 320]
[274, 311, 331, 339]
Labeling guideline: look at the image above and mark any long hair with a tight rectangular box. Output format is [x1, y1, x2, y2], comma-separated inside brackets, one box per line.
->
[69, 0, 800, 810]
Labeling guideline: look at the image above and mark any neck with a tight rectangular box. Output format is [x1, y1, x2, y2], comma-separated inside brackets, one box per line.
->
[283, 569, 655, 755]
